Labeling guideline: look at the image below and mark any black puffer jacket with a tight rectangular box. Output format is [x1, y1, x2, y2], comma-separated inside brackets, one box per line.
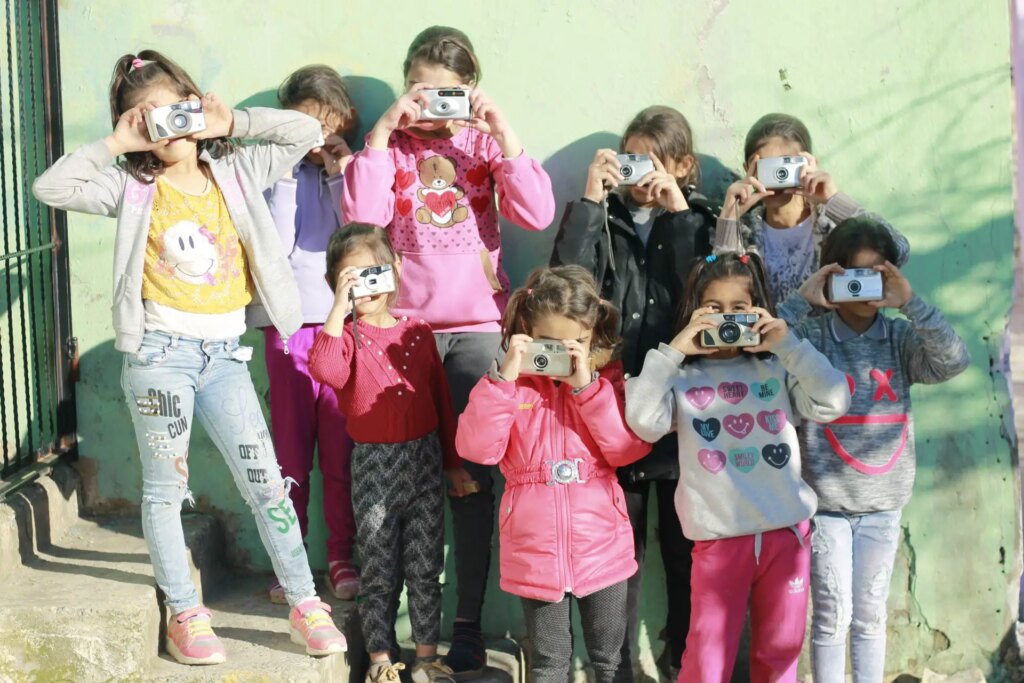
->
[550, 188, 717, 482]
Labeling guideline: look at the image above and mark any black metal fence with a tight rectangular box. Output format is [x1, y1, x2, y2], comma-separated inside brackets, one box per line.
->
[0, 0, 75, 493]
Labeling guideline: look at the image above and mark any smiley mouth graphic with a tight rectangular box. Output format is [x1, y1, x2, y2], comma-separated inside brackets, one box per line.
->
[175, 259, 215, 278]
[824, 413, 908, 475]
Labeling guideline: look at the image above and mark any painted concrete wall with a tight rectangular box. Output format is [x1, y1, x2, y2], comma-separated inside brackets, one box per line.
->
[55, 1, 1016, 677]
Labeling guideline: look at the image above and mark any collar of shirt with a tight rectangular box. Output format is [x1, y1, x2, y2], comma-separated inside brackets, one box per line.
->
[829, 311, 888, 343]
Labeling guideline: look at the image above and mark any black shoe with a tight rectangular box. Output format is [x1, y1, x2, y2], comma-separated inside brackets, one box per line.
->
[444, 622, 486, 680]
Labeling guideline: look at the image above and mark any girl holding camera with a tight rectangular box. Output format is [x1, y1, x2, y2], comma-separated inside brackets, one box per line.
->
[456, 265, 651, 683]
[625, 250, 850, 683]
[550, 104, 716, 680]
[717, 113, 909, 308]
[32, 50, 346, 664]
[308, 223, 473, 683]
[342, 25, 555, 678]
[785, 218, 969, 683]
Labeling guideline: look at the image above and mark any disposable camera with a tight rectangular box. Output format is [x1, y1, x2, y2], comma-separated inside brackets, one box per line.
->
[521, 341, 573, 377]
[701, 313, 761, 348]
[757, 155, 807, 190]
[829, 269, 883, 303]
[144, 100, 206, 142]
[420, 88, 473, 120]
[351, 265, 396, 299]
[616, 154, 655, 186]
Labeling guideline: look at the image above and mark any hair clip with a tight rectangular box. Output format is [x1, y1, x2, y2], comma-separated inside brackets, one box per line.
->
[131, 58, 146, 71]
[739, 254, 750, 264]
[526, 288, 533, 296]
[705, 255, 718, 264]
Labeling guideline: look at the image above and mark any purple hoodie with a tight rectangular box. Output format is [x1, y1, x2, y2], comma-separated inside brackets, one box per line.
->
[265, 159, 344, 324]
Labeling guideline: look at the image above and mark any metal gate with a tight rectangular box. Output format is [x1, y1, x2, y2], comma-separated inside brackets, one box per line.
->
[0, 0, 75, 494]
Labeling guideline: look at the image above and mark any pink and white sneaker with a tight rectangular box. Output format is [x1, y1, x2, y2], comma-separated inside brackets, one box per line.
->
[289, 598, 347, 656]
[166, 606, 226, 665]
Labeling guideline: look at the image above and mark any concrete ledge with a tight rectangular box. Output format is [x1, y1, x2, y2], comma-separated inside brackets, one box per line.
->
[0, 463, 80, 581]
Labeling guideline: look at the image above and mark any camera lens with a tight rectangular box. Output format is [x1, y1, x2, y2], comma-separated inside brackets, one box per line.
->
[774, 167, 789, 182]
[533, 354, 549, 369]
[620, 165, 633, 178]
[718, 321, 741, 344]
[169, 111, 191, 133]
[847, 280, 862, 294]
[436, 100, 451, 113]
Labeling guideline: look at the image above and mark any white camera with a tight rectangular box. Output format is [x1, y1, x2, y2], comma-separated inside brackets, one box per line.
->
[757, 155, 807, 190]
[420, 88, 472, 121]
[701, 313, 761, 348]
[144, 100, 206, 142]
[829, 269, 883, 303]
[616, 154, 655, 186]
[351, 265, 396, 299]
[521, 341, 573, 377]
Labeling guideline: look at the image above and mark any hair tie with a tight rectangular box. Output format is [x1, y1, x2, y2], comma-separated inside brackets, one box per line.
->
[739, 254, 750, 264]
[131, 58, 146, 71]
[526, 288, 533, 296]
[705, 255, 718, 264]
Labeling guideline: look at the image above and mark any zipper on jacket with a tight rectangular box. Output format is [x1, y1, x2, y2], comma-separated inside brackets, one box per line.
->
[281, 334, 290, 355]
[557, 387, 573, 593]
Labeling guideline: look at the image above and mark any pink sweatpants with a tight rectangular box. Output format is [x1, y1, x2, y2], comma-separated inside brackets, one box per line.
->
[678, 520, 811, 683]
[264, 325, 355, 563]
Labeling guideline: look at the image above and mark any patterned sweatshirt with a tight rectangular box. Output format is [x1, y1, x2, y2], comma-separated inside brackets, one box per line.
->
[788, 294, 970, 513]
[341, 128, 555, 333]
[625, 333, 850, 541]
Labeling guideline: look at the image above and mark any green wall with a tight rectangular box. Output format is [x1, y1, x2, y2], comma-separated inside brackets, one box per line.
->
[56, 1, 1017, 678]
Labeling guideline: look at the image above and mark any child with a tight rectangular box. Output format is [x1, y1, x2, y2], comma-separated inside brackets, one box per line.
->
[715, 113, 909, 307]
[342, 25, 555, 677]
[455, 265, 651, 683]
[625, 252, 851, 682]
[308, 224, 471, 683]
[784, 218, 969, 683]
[32, 50, 345, 664]
[261, 64, 359, 603]
[550, 104, 716, 679]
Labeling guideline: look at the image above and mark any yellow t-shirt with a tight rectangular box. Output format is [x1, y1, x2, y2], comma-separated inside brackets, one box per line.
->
[142, 177, 253, 314]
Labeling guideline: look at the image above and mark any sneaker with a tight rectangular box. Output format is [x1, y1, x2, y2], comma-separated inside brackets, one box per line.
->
[327, 560, 360, 601]
[367, 661, 405, 683]
[165, 606, 226, 665]
[412, 657, 457, 683]
[289, 598, 347, 655]
[268, 579, 287, 605]
[444, 622, 486, 680]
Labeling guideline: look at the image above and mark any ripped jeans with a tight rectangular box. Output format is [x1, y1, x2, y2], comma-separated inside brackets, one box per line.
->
[121, 331, 317, 614]
[810, 510, 902, 683]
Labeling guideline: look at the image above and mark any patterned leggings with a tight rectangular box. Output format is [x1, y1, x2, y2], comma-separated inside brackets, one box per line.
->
[352, 432, 444, 653]
[521, 581, 628, 683]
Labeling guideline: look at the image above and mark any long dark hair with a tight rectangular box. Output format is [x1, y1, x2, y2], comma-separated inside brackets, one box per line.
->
[109, 50, 236, 182]
[403, 26, 481, 85]
[743, 113, 812, 164]
[278, 64, 359, 145]
[621, 105, 700, 188]
[501, 265, 620, 369]
[819, 217, 900, 269]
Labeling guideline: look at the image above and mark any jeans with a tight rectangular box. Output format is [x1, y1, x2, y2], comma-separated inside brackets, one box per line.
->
[810, 510, 902, 683]
[121, 331, 317, 614]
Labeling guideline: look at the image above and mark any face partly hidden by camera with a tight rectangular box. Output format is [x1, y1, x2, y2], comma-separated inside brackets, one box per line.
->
[519, 314, 591, 377]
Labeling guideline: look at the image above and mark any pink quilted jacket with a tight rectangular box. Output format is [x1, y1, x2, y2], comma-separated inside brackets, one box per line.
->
[456, 362, 651, 602]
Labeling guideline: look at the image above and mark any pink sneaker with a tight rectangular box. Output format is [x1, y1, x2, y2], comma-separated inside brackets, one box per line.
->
[327, 561, 360, 601]
[166, 606, 226, 665]
[289, 598, 347, 656]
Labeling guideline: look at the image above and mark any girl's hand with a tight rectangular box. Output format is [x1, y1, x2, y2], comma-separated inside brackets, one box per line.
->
[190, 92, 234, 140]
[722, 155, 774, 220]
[457, 88, 523, 158]
[331, 266, 368, 316]
[798, 263, 845, 309]
[869, 261, 913, 309]
[368, 85, 432, 149]
[446, 466, 480, 497]
[562, 340, 592, 390]
[105, 104, 169, 156]
[583, 148, 623, 203]
[669, 306, 719, 356]
[745, 307, 789, 354]
[785, 152, 838, 203]
[636, 153, 689, 212]
[498, 334, 533, 381]
[318, 133, 354, 177]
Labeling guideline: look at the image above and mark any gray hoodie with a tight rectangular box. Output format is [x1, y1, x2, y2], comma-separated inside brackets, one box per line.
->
[32, 107, 321, 352]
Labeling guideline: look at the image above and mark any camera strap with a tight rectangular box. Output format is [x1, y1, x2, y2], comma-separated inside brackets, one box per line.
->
[350, 290, 360, 350]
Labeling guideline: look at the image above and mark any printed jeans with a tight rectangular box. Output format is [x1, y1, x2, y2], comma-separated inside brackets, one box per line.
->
[121, 331, 317, 614]
[810, 510, 902, 683]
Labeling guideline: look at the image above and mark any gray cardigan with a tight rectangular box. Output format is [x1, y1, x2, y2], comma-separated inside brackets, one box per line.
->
[32, 107, 321, 352]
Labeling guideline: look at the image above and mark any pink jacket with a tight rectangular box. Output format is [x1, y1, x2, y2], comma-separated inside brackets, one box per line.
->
[341, 128, 555, 333]
[456, 362, 651, 602]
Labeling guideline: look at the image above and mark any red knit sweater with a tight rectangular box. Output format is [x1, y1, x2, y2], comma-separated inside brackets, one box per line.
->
[308, 316, 459, 469]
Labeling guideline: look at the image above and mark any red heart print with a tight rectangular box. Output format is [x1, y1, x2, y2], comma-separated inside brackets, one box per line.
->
[470, 195, 491, 215]
[846, 373, 856, 396]
[723, 413, 754, 439]
[396, 197, 413, 216]
[395, 169, 416, 191]
[756, 409, 787, 435]
[466, 164, 489, 186]
[685, 386, 715, 411]
[424, 191, 457, 216]
[718, 382, 748, 405]
[698, 449, 726, 474]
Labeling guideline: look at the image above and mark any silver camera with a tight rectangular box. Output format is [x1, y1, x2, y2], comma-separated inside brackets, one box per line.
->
[701, 313, 761, 348]
[351, 265, 396, 299]
[757, 155, 807, 190]
[521, 341, 573, 377]
[144, 100, 206, 142]
[616, 154, 655, 186]
[420, 88, 472, 121]
[829, 269, 883, 303]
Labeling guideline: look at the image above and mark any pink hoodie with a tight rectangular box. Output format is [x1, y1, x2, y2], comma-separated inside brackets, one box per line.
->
[456, 362, 651, 602]
[342, 128, 555, 333]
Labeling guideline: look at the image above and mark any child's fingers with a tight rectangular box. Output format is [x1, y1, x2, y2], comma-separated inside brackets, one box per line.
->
[649, 152, 666, 173]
